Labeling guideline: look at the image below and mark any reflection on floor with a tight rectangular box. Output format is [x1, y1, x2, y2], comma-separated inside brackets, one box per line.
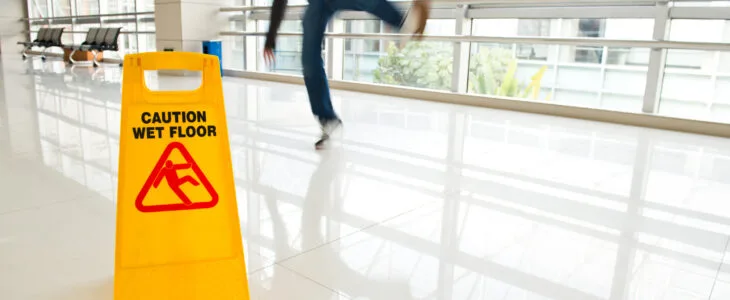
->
[2, 57, 730, 300]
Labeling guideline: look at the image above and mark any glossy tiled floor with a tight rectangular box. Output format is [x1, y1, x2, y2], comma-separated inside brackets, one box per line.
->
[2, 57, 730, 300]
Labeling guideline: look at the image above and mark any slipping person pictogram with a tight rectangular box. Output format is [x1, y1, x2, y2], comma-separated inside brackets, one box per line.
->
[135, 142, 218, 213]
[153, 160, 200, 206]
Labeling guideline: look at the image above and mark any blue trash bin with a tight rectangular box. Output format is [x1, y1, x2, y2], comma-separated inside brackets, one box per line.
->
[202, 40, 223, 77]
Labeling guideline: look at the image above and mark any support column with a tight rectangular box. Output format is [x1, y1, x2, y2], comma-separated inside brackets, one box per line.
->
[642, 1, 670, 113]
[0, 62, 9, 158]
[154, 0, 228, 54]
[0, 58, 42, 159]
[0, 0, 38, 158]
[0, 0, 28, 56]
[451, 4, 472, 94]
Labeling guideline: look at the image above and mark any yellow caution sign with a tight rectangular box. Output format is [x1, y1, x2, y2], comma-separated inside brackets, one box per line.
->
[114, 52, 249, 300]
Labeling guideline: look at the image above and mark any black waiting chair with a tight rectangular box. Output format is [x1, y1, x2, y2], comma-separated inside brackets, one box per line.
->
[66, 28, 104, 64]
[99, 27, 122, 52]
[67, 27, 123, 67]
[20, 28, 49, 48]
[18, 28, 65, 59]
[82, 28, 103, 48]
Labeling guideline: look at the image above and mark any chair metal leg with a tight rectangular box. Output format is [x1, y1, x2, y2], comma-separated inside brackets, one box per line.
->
[70, 48, 96, 66]
[68, 49, 78, 64]
[92, 67, 105, 81]
[41, 46, 65, 63]
[21, 46, 31, 59]
[117, 49, 125, 66]
[40, 47, 48, 61]
[99, 50, 123, 68]
[92, 50, 101, 68]
[93, 50, 124, 68]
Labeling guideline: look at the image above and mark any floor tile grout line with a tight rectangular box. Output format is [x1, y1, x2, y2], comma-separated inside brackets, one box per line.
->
[0, 196, 85, 217]
[244, 259, 346, 297]
[709, 235, 730, 300]
[245, 260, 277, 275]
[265, 199, 439, 267]
[276, 262, 353, 299]
[263, 199, 440, 300]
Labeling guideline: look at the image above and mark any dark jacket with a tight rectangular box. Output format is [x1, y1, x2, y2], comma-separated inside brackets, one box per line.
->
[264, 0, 288, 50]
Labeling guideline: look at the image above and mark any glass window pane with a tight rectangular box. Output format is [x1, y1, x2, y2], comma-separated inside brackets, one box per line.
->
[256, 20, 304, 74]
[137, 15, 156, 52]
[672, 0, 730, 7]
[59, 25, 73, 45]
[117, 33, 138, 53]
[659, 50, 730, 123]
[100, 0, 136, 14]
[99, 16, 137, 52]
[138, 15, 155, 32]
[136, 0, 154, 12]
[344, 19, 455, 91]
[474, 18, 652, 65]
[344, 20, 384, 82]
[75, 0, 100, 15]
[468, 43, 554, 100]
[253, 0, 307, 5]
[102, 16, 136, 32]
[222, 36, 244, 70]
[138, 33, 156, 52]
[670, 19, 728, 43]
[469, 18, 650, 112]
[668, 20, 730, 73]
[659, 20, 730, 122]
[222, 20, 245, 70]
[371, 41, 453, 91]
[473, 18, 653, 40]
[28, 0, 51, 19]
[54, 0, 73, 17]
[606, 47, 650, 66]
[72, 23, 94, 44]
[659, 71, 713, 119]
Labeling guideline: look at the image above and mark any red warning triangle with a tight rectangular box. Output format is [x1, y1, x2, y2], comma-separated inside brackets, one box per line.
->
[135, 142, 218, 213]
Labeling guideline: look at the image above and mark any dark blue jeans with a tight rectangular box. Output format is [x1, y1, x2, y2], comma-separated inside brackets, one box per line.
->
[302, 0, 404, 124]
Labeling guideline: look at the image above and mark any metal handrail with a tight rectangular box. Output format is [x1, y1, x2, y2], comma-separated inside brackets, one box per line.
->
[221, 5, 308, 12]
[219, 31, 730, 52]
[219, 1, 637, 12]
[219, 0, 720, 12]
[23, 11, 154, 21]
[26, 30, 156, 35]
[453, 0, 704, 4]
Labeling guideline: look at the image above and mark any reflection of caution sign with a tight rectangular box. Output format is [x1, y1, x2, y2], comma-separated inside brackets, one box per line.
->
[114, 52, 249, 300]
[136, 142, 218, 213]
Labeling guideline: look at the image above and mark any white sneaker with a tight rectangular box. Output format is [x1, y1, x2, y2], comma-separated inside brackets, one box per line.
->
[321, 118, 342, 136]
[315, 118, 342, 150]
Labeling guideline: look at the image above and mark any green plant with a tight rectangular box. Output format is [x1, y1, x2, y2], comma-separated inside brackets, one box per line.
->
[468, 46, 514, 95]
[373, 42, 452, 91]
[375, 43, 550, 101]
